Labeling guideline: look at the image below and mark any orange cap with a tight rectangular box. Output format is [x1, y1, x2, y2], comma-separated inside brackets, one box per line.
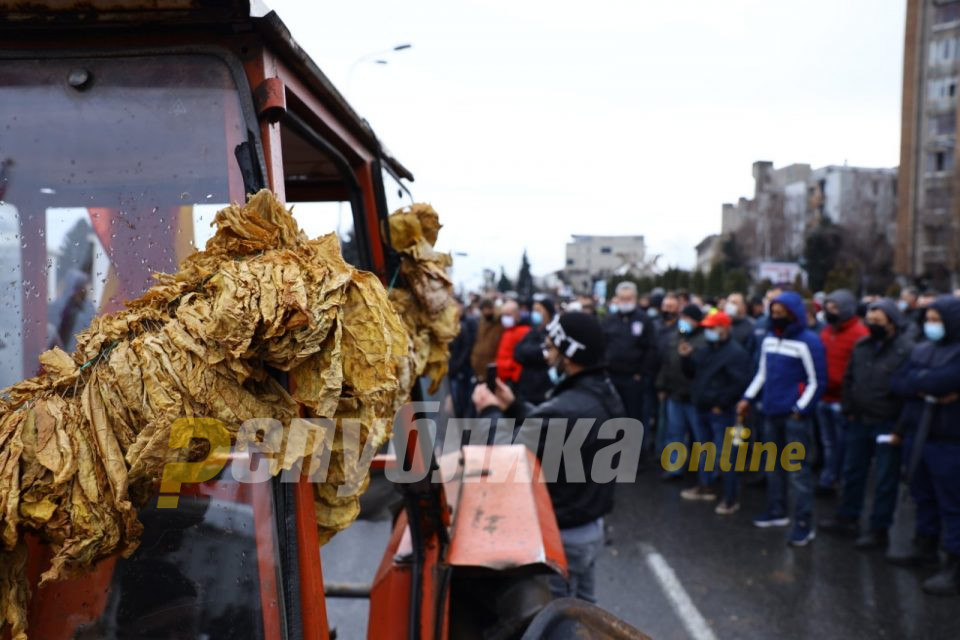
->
[701, 310, 732, 328]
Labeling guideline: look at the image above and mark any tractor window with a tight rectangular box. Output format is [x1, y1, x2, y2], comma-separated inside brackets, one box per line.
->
[280, 113, 369, 268]
[0, 54, 285, 639]
[0, 53, 249, 382]
[382, 165, 414, 215]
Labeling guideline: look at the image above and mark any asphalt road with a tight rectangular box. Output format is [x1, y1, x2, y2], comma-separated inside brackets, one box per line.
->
[321, 470, 956, 639]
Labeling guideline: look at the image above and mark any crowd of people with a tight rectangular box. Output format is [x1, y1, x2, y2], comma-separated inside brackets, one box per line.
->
[449, 281, 960, 601]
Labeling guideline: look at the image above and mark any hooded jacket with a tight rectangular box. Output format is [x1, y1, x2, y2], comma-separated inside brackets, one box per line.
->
[480, 368, 626, 528]
[890, 296, 960, 442]
[743, 291, 827, 417]
[841, 299, 913, 423]
[819, 289, 868, 403]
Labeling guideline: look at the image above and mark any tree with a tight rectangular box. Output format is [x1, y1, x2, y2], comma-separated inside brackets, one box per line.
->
[706, 264, 725, 297]
[516, 250, 534, 299]
[691, 270, 706, 295]
[497, 267, 513, 293]
[723, 268, 750, 295]
[803, 219, 844, 292]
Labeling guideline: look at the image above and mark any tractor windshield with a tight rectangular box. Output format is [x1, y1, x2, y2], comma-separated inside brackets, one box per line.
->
[0, 53, 285, 639]
[0, 53, 249, 387]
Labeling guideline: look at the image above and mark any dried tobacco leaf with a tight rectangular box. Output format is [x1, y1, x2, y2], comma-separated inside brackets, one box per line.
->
[0, 191, 455, 639]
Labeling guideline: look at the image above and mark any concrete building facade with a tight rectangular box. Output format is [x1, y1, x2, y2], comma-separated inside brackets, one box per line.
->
[719, 161, 897, 272]
[564, 234, 647, 293]
[898, 0, 960, 286]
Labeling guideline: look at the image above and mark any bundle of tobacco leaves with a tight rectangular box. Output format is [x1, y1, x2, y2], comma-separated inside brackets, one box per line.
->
[0, 190, 455, 639]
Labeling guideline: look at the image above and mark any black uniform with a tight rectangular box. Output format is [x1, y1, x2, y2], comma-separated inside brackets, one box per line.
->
[601, 309, 654, 423]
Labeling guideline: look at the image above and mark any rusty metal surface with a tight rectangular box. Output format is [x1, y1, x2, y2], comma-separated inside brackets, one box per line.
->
[446, 445, 567, 575]
[519, 598, 652, 640]
[0, 0, 251, 24]
[253, 75, 286, 122]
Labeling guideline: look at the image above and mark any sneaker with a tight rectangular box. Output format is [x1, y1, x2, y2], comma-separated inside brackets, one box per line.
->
[788, 523, 816, 547]
[753, 512, 790, 528]
[715, 501, 740, 516]
[680, 485, 717, 501]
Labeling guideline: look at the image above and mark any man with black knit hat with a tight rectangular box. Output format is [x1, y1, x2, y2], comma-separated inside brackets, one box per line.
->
[819, 299, 912, 550]
[473, 311, 629, 603]
[656, 303, 708, 482]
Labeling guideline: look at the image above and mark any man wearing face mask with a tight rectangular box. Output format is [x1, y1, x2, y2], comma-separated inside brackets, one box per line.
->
[737, 291, 827, 546]
[470, 299, 503, 381]
[472, 312, 627, 602]
[513, 298, 556, 404]
[817, 289, 869, 496]
[494, 299, 531, 386]
[601, 281, 654, 430]
[724, 292, 757, 358]
[818, 299, 912, 549]
[679, 311, 753, 510]
[657, 304, 708, 481]
[888, 297, 960, 596]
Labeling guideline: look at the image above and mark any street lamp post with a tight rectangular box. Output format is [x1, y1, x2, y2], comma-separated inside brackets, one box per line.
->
[345, 43, 412, 93]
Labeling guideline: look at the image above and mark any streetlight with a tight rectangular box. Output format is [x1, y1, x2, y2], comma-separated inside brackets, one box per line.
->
[345, 43, 412, 92]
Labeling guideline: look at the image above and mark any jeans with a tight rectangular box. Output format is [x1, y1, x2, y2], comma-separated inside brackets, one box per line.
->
[692, 409, 739, 503]
[549, 518, 604, 602]
[910, 440, 960, 556]
[763, 414, 814, 525]
[817, 402, 846, 488]
[663, 398, 698, 476]
[836, 420, 900, 531]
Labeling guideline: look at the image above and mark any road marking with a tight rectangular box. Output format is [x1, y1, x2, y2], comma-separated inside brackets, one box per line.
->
[641, 543, 719, 640]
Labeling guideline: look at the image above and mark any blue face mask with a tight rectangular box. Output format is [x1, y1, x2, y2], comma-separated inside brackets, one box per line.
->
[531, 310, 543, 326]
[608, 303, 619, 314]
[678, 319, 693, 334]
[925, 322, 946, 342]
[548, 366, 562, 385]
[704, 328, 720, 342]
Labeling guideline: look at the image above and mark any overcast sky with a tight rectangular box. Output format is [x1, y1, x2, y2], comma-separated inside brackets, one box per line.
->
[268, 0, 906, 291]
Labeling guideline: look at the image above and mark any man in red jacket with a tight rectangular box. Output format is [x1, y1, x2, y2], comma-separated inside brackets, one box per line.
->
[817, 289, 868, 496]
[495, 299, 531, 385]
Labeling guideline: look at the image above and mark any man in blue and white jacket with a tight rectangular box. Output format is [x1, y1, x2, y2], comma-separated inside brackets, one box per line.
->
[737, 291, 827, 546]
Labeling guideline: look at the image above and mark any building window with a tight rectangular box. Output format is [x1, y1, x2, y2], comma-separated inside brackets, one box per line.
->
[929, 112, 957, 137]
[929, 150, 954, 173]
[928, 76, 959, 102]
[566, 258, 574, 266]
[600, 246, 612, 254]
[935, 3, 960, 26]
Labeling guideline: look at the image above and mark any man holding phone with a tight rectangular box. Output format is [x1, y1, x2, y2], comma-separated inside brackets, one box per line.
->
[472, 312, 627, 603]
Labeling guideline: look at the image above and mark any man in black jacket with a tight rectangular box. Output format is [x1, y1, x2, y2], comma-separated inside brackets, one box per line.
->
[448, 299, 478, 417]
[473, 312, 630, 602]
[888, 296, 960, 596]
[819, 299, 911, 549]
[513, 298, 556, 404]
[657, 304, 707, 480]
[678, 311, 752, 510]
[602, 282, 654, 428]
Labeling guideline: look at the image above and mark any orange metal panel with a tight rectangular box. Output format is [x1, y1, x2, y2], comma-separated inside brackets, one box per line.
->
[447, 445, 567, 576]
[368, 511, 413, 639]
[294, 477, 330, 640]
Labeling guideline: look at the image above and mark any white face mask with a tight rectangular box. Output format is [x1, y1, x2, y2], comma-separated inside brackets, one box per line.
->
[501, 315, 516, 329]
[724, 302, 739, 318]
[618, 302, 636, 314]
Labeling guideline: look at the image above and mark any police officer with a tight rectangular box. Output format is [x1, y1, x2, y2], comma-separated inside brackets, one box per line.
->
[889, 295, 960, 596]
[602, 281, 654, 426]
